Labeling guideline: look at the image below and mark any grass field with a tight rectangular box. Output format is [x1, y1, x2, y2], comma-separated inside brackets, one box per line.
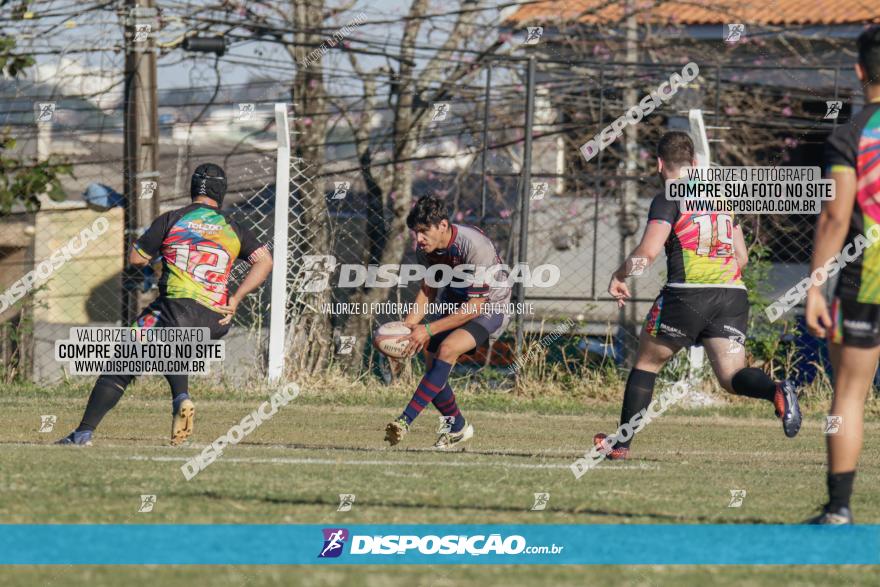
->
[1, 378, 879, 585]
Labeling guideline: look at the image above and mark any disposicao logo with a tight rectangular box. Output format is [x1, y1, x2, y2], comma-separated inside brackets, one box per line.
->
[318, 528, 349, 558]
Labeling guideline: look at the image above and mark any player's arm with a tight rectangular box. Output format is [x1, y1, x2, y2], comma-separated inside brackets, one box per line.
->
[427, 296, 485, 334]
[402, 296, 486, 357]
[217, 246, 273, 326]
[806, 167, 857, 336]
[608, 220, 671, 307]
[129, 246, 151, 267]
[217, 221, 274, 325]
[806, 121, 858, 337]
[127, 213, 170, 277]
[403, 245, 495, 355]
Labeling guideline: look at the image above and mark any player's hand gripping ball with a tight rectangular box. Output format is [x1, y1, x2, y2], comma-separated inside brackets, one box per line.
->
[372, 321, 412, 359]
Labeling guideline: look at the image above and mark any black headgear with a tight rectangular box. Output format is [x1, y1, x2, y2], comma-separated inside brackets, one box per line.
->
[191, 163, 227, 206]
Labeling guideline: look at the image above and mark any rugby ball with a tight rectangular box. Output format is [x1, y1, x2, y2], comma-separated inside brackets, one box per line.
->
[372, 321, 412, 359]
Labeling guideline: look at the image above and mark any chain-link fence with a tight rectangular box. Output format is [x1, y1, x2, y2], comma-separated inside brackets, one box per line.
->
[0, 99, 308, 383]
[0, 53, 862, 384]
[477, 56, 856, 375]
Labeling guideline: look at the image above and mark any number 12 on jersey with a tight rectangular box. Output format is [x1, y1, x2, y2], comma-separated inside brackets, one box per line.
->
[169, 244, 230, 280]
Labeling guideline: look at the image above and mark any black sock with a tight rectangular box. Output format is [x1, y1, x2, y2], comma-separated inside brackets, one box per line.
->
[165, 374, 189, 399]
[77, 377, 128, 432]
[828, 471, 856, 511]
[616, 369, 657, 449]
[731, 368, 776, 402]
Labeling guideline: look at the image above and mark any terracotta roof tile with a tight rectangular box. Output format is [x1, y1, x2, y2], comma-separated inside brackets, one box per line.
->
[506, 0, 880, 26]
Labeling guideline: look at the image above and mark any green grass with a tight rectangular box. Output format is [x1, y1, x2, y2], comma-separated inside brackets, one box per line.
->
[1, 383, 878, 585]
[3, 565, 879, 587]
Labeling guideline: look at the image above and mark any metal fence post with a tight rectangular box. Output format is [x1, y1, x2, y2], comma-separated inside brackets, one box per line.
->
[479, 64, 492, 227]
[590, 65, 605, 300]
[515, 57, 536, 358]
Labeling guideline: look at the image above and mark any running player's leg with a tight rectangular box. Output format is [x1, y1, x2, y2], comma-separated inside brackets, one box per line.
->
[400, 330, 462, 427]
[429, 315, 504, 441]
[701, 336, 745, 392]
[597, 290, 689, 457]
[820, 341, 880, 522]
[702, 338, 800, 437]
[699, 289, 801, 437]
[166, 371, 194, 446]
[428, 328, 478, 448]
[422, 351, 451, 418]
[385, 328, 464, 446]
[697, 288, 752, 394]
[57, 301, 165, 445]
[57, 374, 136, 445]
[606, 328, 680, 453]
[168, 298, 232, 446]
[389, 327, 474, 434]
[434, 313, 505, 443]
[420, 349, 463, 435]
[386, 317, 491, 447]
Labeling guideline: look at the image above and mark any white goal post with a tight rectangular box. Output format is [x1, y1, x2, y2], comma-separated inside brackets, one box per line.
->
[267, 103, 290, 382]
[686, 109, 710, 384]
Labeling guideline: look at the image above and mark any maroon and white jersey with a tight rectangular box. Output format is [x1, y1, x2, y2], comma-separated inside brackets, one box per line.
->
[416, 223, 511, 308]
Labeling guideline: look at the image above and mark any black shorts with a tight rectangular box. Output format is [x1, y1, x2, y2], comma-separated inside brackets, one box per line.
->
[426, 312, 508, 355]
[134, 296, 230, 341]
[830, 297, 880, 348]
[644, 286, 748, 347]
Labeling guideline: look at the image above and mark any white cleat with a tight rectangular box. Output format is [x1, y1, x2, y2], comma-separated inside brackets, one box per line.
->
[432, 423, 474, 450]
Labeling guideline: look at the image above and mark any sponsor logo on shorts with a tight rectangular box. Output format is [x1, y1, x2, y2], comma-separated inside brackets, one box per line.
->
[723, 325, 745, 337]
[843, 319, 876, 333]
[658, 324, 686, 337]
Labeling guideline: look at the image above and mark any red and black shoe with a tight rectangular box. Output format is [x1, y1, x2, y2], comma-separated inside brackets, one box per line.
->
[774, 380, 802, 438]
[593, 433, 630, 460]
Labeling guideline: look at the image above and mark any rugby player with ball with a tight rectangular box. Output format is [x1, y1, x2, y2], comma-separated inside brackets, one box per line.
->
[381, 196, 511, 449]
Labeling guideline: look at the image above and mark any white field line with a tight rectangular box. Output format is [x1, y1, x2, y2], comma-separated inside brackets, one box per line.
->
[113, 454, 659, 471]
[1, 442, 828, 459]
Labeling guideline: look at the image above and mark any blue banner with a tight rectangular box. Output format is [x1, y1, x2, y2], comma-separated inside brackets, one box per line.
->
[1, 524, 877, 565]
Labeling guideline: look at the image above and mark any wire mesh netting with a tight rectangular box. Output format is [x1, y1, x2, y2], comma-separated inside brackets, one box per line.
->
[0, 48, 861, 383]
